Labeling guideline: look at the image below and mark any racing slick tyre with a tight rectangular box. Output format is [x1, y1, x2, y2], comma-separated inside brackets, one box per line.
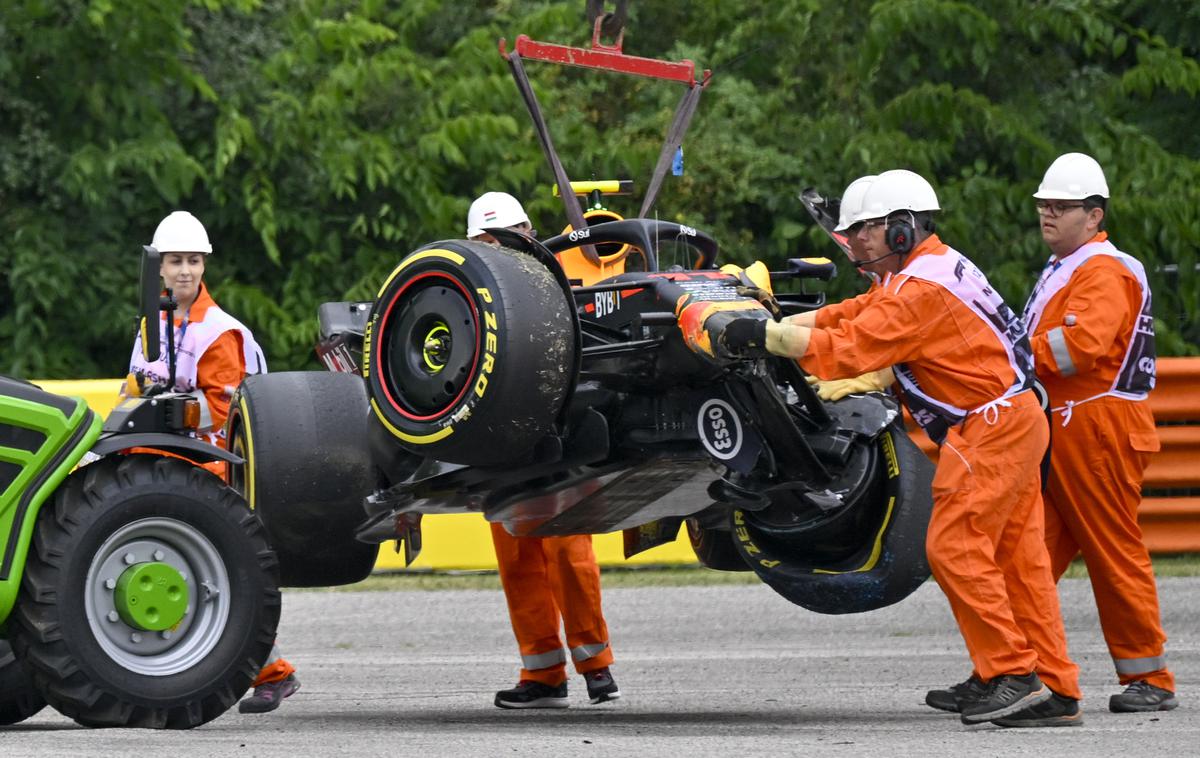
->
[226, 371, 380, 587]
[731, 421, 935, 614]
[364, 240, 576, 466]
[10, 455, 279, 729]
[0, 639, 46, 725]
[686, 518, 750, 572]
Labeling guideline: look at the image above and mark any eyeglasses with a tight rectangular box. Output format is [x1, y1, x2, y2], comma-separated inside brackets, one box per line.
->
[860, 219, 887, 230]
[1035, 200, 1086, 218]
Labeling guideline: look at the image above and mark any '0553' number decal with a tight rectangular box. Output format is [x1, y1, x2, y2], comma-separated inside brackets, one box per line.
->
[697, 398, 742, 461]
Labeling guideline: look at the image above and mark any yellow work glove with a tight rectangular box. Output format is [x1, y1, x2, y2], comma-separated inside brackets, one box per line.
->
[805, 367, 895, 401]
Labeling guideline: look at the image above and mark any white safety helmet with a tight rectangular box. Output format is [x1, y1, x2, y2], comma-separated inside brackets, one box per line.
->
[151, 211, 213, 254]
[466, 192, 530, 238]
[833, 175, 878, 232]
[1033, 152, 1109, 200]
[853, 169, 941, 223]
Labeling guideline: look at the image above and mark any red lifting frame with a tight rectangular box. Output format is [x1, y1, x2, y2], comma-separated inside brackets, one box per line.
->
[499, 17, 711, 263]
[501, 20, 708, 87]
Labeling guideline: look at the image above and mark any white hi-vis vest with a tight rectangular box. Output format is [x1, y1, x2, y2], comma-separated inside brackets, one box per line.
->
[1022, 239, 1156, 399]
[891, 248, 1036, 445]
[128, 298, 266, 441]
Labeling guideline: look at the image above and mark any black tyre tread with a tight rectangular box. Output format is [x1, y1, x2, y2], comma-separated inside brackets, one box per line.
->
[367, 241, 575, 465]
[0, 640, 46, 725]
[229, 371, 380, 587]
[11, 455, 279, 729]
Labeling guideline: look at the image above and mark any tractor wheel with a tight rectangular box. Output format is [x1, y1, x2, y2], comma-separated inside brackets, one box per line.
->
[0, 639, 45, 725]
[364, 240, 576, 465]
[732, 421, 935, 614]
[11, 455, 279, 728]
[226, 371, 380, 587]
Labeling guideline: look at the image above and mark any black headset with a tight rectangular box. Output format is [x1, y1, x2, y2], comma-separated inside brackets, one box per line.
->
[886, 211, 916, 256]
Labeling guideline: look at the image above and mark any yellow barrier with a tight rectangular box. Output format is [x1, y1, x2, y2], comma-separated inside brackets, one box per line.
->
[40, 358, 1200, 567]
[376, 514, 697, 570]
[29, 378, 699, 570]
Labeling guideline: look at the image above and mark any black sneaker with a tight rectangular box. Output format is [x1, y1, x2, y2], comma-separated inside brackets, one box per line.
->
[1109, 680, 1178, 713]
[584, 667, 621, 704]
[960, 672, 1051, 724]
[495, 680, 569, 709]
[238, 673, 300, 714]
[925, 675, 987, 713]
[992, 692, 1083, 728]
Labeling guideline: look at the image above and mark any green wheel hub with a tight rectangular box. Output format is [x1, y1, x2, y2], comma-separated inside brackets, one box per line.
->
[113, 562, 188, 632]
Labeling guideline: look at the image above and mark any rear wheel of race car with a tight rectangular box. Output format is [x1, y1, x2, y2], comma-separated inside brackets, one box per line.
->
[686, 518, 750, 572]
[226, 371, 381, 587]
[0, 639, 45, 725]
[732, 421, 935, 614]
[365, 240, 576, 465]
[11, 455, 279, 729]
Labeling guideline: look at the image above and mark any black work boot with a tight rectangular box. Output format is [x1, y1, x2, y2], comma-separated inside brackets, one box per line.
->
[238, 673, 300, 714]
[925, 675, 987, 713]
[584, 666, 621, 704]
[494, 680, 569, 709]
[992, 692, 1083, 727]
[1109, 680, 1178, 713]
[960, 672, 1050, 724]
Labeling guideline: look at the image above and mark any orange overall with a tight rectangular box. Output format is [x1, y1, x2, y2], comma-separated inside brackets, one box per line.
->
[802, 236, 1081, 698]
[490, 524, 614, 686]
[182, 287, 248, 446]
[1026, 232, 1172, 691]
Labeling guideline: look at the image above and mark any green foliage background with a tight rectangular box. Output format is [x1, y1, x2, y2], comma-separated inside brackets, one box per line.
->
[2, 0, 1197, 377]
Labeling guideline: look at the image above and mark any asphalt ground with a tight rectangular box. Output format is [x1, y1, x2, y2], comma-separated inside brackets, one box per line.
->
[5, 576, 1197, 757]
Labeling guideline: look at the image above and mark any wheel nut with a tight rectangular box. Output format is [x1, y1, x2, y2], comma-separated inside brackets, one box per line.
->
[160, 630, 173, 640]
[153, 550, 165, 561]
[104, 578, 116, 590]
[123, 552, 136, 565]
[130, 633, 142, 643]
[107, 611, 120, 622]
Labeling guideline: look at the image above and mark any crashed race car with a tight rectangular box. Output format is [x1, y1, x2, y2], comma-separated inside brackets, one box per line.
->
[222, 17, 936, 615]
[227, 215, 935, 614]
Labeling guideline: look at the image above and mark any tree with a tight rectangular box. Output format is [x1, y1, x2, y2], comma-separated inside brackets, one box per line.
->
[2, 0, 1197, 378]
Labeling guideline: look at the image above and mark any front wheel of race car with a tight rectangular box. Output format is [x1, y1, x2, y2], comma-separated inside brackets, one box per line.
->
[11, 455, 279, 729]
[686, 518, 750, 572]
[364, 240, 576, 466]
[0, 639, 45, 725]
[732, 420, 935, 614]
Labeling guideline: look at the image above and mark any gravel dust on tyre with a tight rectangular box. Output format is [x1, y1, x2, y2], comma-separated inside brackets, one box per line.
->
[363, 240, 576, 466]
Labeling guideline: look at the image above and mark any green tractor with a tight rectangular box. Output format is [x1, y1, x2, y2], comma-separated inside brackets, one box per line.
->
[0, 249, 279, 729]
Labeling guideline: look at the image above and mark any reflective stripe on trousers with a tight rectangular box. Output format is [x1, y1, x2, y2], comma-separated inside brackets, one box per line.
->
[522, 642, 610, 671]
[522, 648, 567, 671]
[571, 642, 609, 663]
[1114, 654, 1168, 677]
